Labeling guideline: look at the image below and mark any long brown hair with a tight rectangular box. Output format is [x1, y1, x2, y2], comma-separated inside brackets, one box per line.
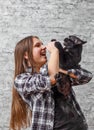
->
[10, 36, 39, 130]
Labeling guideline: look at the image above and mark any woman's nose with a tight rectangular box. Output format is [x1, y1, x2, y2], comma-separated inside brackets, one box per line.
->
[42, 45, 46, 50]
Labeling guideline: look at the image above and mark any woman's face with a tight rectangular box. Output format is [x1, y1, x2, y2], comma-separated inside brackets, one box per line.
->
[32, 37, 47, 68]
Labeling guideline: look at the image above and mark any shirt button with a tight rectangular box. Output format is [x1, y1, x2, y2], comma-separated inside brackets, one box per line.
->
[48, 121, 53, 126]
[48, 125, 51, 129]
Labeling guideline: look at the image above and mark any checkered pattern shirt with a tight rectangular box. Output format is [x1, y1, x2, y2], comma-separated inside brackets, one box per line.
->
[68, 68, 93, 86]
[14, 64, 92, 130]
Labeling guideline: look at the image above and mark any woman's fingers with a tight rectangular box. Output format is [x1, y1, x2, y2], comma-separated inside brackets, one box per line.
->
[46, 41, 58, 53]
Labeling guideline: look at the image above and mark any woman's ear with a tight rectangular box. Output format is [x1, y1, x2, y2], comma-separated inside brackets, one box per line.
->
[23, 52, 31, 67]
[24, 52, 28, 60]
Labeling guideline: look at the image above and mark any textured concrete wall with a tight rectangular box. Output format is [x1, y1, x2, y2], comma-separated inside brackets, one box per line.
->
[0, 0, 94, 129]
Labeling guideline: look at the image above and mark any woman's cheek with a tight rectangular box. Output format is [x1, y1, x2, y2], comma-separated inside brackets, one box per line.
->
[33, 50, 40, 59]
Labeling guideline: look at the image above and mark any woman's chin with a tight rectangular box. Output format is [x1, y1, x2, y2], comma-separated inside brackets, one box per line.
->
[41, 59, 47, 66]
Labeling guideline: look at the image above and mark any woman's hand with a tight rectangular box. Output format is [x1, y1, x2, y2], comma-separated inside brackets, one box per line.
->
[59, 68, 77, 79]
[46, 41, 58, 53]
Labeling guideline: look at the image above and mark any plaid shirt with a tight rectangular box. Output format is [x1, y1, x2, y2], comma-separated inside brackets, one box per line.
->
[14, 64, 92, 130]
[68, 68, 93, 86]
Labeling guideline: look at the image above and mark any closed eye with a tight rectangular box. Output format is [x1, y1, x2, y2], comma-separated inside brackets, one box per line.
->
[34, 42, 43, 47]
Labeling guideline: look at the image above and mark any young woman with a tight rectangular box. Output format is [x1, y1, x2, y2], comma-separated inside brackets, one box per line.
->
[10, 35, 92, 130]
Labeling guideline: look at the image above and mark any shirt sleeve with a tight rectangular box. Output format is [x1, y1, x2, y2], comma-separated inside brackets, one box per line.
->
[68, 68, 93, 86]
[14, 72, 51, 94]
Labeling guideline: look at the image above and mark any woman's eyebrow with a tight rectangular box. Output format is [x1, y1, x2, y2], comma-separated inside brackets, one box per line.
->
[33, 42, 43, 46]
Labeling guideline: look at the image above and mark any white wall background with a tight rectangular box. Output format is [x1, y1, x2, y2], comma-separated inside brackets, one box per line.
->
[0, 0, 94, 129]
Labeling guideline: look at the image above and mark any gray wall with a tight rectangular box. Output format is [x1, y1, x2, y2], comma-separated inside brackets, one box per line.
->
[0, 0, 94, 129]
